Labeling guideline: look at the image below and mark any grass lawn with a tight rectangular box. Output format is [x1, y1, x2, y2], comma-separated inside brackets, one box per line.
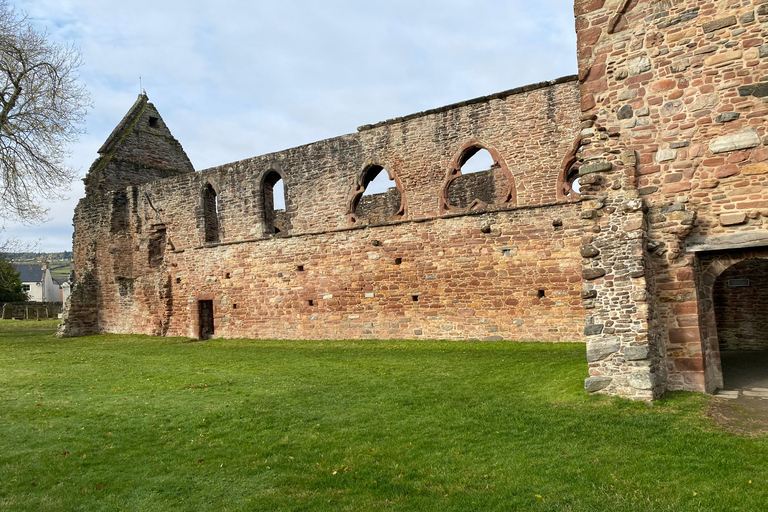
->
[1, 325, 767, 511]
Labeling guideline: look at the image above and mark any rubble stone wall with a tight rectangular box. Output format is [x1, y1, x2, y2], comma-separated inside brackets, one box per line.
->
[574, 0, 768, 397]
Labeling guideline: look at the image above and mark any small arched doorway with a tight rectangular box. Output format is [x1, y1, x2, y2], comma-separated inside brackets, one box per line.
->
[713, 258, 768, 390]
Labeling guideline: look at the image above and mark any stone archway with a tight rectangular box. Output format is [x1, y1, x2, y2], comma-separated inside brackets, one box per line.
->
[695, 250, 768, 392]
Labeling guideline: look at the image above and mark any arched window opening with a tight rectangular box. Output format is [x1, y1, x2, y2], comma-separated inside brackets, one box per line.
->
[563, 166, 581, 198]
[442, 144, 514, 213]
[202, 184, 219, 243]
[348, 165, 404, 225]
[263, 171, 288, 235]
[713, 258, 768, 390]
[558, 135, 583, 201]
[460, 149, 495, 175]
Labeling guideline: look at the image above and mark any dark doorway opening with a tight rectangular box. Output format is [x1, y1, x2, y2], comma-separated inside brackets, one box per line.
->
[714, 259, 768, 390]
[199, 300, 214, 340]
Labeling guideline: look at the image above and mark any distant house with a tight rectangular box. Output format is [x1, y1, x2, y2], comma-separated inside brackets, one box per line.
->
[13, 261, 70, 303]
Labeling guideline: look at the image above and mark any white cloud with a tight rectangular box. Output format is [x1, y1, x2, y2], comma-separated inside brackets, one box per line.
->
[7, 0, 577, 251]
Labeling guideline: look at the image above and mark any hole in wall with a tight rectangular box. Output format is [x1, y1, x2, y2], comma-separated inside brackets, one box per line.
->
[176, 277, 181, 284]
[352, 165, 403, 225]
[148, 116, 159, 127]
[461, 148, 495, 175]
[203, 184, 219, 243]
[308, 299, 314, 306]
[412, 295, 419, 302]
[395, 258, 402, 265]
[296, 265, 304, 272]
[538, 289, 546, 299]
[233, 304, 238, 309]
[263, 171, 288, 235]
[225, 272, 231, 279]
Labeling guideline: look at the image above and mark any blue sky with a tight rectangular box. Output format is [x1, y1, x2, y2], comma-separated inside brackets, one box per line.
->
[9, 0, 577, 252]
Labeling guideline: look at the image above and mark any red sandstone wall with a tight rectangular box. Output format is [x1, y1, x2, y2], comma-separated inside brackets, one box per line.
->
[62, 80, 586, 344]
[713, 259, 768, 351]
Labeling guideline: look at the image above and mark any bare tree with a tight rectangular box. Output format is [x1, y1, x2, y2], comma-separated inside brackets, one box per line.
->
[0, 0, 89, 222]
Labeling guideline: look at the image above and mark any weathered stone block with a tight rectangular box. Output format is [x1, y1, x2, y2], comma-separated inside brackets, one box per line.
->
[624, 346, 650, 361]
[740, 11, 756, 24]
[627, 371, 657, 390]
[690, 93, 719, 112]
[579, 161, 613, 175]
[587, 338, 621, 362]
[584, 377, 612, 393]
[719, 212, 747, 226]
[580, 245, 600, 258]
[661, 100, 684, 117]
[584, 323, 604, 336]
[656, 149, 676, 162]
[702, 16, 737, 33]
[628, 56, 651, 76]
[617, 105, 634, 120]
[704, 50, 742, 67]
[715, 112, 740, 123]
[743, 163, 768, 175]
[709, 130, 761, 153]
[582, 268, 606, 280]
[738, 83, 768, 97]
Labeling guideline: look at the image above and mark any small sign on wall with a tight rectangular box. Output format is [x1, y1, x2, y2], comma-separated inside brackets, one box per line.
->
[728, 278, 750, 288]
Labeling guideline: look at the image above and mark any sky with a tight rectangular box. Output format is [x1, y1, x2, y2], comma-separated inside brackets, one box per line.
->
[8, 0, 578, 252]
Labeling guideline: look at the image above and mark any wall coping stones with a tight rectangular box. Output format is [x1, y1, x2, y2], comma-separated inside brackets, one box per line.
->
[686, 232, 768, 253]
[357, 75, 578, 132]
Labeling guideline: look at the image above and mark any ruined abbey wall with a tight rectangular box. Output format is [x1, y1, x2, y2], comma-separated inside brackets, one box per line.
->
[60, 80, 587, 344]
[60, 0, 768, 400]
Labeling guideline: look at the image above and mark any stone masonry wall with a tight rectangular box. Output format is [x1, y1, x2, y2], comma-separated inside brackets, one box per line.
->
[575, 0, 768, 397]
[713, 259, 768, 350]
[60, 79, 586, 346]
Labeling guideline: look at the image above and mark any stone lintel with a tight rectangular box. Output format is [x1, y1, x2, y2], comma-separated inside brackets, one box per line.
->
[685, 232, 768, 253]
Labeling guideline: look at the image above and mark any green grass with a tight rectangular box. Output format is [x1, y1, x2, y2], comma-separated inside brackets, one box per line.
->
[1, 328, 767, 511]
[0, 319, 61, 330]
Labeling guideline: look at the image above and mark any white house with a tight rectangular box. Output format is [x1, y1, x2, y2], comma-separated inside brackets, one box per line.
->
[14, 261, 68, 303]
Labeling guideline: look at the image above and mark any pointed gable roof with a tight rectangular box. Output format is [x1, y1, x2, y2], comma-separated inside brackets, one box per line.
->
[83, 92, 195, 195]
[98, 93, 149, 155]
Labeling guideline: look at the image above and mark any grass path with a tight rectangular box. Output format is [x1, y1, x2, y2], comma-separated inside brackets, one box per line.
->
[1, 325, 766, 511]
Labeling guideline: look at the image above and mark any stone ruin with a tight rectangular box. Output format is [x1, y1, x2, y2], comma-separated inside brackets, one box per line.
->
[60, 0, 768, 401]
